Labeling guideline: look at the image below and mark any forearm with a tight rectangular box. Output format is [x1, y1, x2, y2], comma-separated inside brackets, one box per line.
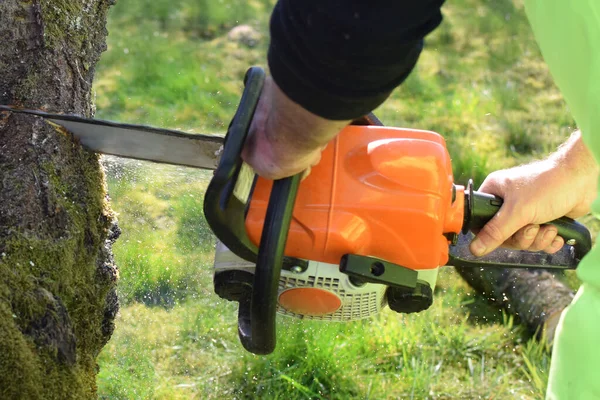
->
[266, 81, 350, 155]
[549, 130, 599, 213]
[247, 1, 447, 179]
[264, 0, 445, 157]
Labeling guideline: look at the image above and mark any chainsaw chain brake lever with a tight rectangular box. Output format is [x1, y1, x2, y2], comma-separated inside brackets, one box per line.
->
[449, 179, 592, 270]
[204, 66, 303, 355]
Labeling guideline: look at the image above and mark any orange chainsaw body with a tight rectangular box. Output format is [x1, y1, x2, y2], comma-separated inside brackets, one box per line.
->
[245, 125, 466, 270]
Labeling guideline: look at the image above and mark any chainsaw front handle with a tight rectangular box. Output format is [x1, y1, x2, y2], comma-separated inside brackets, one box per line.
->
[204, 66, 303, 355]
[243, 174, 301, 354]
[203, 67, 265, 264]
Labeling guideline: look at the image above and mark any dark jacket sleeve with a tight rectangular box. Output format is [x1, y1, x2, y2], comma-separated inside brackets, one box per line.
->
[268, 0, 446, 120]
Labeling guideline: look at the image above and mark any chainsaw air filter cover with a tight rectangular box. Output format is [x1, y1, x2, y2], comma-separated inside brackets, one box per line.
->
[245, 126, 465, 271]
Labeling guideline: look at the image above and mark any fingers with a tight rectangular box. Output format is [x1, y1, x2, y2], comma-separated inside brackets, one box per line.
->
[508, 224, 540, 250]
[300, 167, 311, 181]
[528, 225, 564, 253]
[529, 225, 563, 253]
[469, 171, 561, 256]
[300, 147, 327, 180]
[547, 235, 565, 254]
[241, 76, 342, 180]
[470, 204, 523, 257]
[475, 223, 565, 255]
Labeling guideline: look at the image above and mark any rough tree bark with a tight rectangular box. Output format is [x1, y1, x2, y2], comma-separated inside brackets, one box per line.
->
[0, 1, 118, 398]
[455, 267, 574, 343]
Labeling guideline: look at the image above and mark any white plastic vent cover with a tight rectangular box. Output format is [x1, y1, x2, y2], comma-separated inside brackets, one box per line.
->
[277, 261, 387, 321]
[213, 241, 387, 321]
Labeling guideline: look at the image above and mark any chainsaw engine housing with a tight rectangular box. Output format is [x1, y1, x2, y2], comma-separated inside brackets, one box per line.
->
[213, 125, 457, 322]
[245, 125, 464, 270]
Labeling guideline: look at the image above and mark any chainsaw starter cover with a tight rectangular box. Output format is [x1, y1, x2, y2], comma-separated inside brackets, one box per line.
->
[278, 287, 342, 316]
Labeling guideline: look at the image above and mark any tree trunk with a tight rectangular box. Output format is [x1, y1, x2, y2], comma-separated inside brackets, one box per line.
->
[0, 1, 118, 398]
[455, 267, 574, 343]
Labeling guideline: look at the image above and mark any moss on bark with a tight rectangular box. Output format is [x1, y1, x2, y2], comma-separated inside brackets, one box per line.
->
[0, 0, 119, 398]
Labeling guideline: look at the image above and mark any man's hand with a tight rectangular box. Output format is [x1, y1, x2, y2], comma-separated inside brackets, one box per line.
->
[241, 77, 351, 180]
[470, 131, 599, 257]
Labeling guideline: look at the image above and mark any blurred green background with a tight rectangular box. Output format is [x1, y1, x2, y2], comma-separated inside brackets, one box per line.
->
[93, 0, 590, 398]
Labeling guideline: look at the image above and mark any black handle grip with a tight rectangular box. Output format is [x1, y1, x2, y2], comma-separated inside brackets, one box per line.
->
[204, 67, 266, 263]
[469, 190, 591, 259]
[204, 66, 304, 354]
[239, 174, 302, 354]
[455, 182, 592, 269]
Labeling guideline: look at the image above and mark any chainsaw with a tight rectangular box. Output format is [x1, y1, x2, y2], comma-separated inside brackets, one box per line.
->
[1, 67, 592, 356]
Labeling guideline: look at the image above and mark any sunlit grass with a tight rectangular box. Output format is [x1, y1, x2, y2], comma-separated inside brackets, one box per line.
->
[95, 0, 270, 131]
[94, 0, 584, 398]
[103, 160, 215, 306]
[98, 253, 549, 398]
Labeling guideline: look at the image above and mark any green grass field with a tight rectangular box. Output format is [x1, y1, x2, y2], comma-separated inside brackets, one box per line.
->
[94, 1, 585, 398]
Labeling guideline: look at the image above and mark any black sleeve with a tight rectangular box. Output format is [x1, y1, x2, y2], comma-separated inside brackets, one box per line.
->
[268, 0, 446, 120]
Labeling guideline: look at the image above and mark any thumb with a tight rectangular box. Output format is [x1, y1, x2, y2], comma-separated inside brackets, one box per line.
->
[469, 175, 521, 257]
[470, 205, 523, 257]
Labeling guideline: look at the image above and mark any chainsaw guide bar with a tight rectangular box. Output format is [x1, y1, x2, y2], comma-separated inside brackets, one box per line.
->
[0, 104, 224, 170]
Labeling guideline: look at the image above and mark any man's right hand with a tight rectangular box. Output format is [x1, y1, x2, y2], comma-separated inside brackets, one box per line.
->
[241, 77, 351, 180]
[470, 131, 599, 257]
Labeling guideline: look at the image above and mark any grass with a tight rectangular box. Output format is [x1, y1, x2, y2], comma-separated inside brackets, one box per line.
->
[102, 160, 215, 306]
[94, 0, 587, 398]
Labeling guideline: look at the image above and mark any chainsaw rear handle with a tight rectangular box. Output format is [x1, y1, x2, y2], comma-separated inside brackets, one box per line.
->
[204, 66, 303, 355]
[455, 180, 592, 269]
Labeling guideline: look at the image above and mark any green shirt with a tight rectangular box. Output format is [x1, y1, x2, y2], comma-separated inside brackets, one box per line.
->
[523, 1, 600, 398]
[524, 0, 600, 289]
